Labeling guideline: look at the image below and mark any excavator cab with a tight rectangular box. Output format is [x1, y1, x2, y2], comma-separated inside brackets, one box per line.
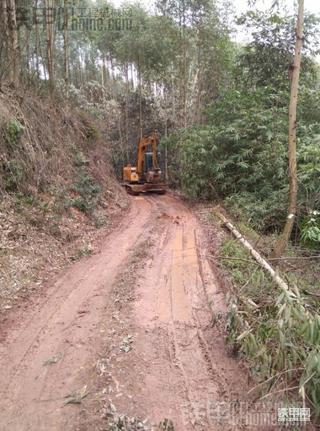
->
[122, 131, 167, 195]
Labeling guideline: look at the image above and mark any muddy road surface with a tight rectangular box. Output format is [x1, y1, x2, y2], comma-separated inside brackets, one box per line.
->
[0, 194, 249, 431]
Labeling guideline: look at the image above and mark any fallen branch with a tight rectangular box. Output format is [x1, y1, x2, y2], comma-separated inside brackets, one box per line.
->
[215, 210, 292, 294]
[269, 255, 320, 260]
[216, 256, 258, 264]
[304, 290, 320, 298]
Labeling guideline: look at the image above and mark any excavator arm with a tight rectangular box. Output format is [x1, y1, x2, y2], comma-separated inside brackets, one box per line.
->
[136, 130, 159, 176]
[122, 130, 166, 195]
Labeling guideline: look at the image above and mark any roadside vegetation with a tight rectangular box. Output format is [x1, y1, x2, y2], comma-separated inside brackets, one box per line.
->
[0, 88, 127, 312]
[167, 11, 320, 243]
[163, 4, 320, 421]
[220, 233, 320, 416]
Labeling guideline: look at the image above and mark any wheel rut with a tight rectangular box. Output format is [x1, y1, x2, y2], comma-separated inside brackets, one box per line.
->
[0, 194, 250, 431]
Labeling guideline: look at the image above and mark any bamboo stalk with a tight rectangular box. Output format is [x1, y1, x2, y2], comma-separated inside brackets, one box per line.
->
[215, 211, 292, 293]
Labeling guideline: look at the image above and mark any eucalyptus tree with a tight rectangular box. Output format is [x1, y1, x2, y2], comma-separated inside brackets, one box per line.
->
[273, 0, 305, 258]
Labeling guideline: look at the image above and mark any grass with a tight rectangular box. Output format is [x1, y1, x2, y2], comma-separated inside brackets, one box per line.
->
[219, 221, 320, 421]
[71, 171, 101, 213]
[71, 245, 93, 261]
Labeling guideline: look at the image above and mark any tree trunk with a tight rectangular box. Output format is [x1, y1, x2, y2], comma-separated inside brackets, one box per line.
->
[130, 63, 134, 88]
[110, 57, 115, 81]
[272, 0, 304, 259]
[0, 0, 9, 84]
[63, 0, 69, 94]
[7, 0, 19, 86]
[138, 55, 143, 138]
[178, 5, 187, 129]
[216, 211, 292, 294]
[34, 0, 40, 79]
[45, 0, 54, 96]
[124, 63, 130, 159]
[101, 55, 107, 87]
[164, 86, 168, 181]
[1, 0, 9, 46]
[25, 27, 31, 75]
[195, 35, 203, 124]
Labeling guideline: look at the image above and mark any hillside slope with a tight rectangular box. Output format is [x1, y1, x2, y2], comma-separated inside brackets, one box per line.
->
[0, 87, 128, 313]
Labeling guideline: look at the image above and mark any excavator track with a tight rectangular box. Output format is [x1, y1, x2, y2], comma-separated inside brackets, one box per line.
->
[124, 183, 167, 195]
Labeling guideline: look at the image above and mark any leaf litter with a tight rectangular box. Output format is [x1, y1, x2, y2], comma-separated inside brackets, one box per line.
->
[64, 384, 89, 405]
[120, 334, 134, 353]
[103, 402, 175, 431]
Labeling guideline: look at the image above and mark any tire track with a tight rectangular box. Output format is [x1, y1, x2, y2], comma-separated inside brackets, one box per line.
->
[0, 197, 153, 431]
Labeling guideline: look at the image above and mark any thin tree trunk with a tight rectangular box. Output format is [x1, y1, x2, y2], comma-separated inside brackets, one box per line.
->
[1, 0, 9, 48]
[34, 0, 41, 79]
[124, 63, 130, 159]
[138, 55, 143, 138]
[272, 0, 304, 259]
[25, 27, 30, 75]
[45, 0, 54, 96]
[139, 75, 143, 138]
[78, 55, 82, 87]
[110, 57, 115, 81]
[63, 0, 69, 94]
[182, 2, 187, 128]
[195, 35, 203, 123]
[0, 0, 9, 84]
[7, 0, 19, 86]
[177, 2, 187, 129]
[216, 211, 292, 294]
[101, 55, 107, 87]
[183, 40, 187, 128]
[164, 86, 168, 181]
[118, 114, 125, 170]
[171, 72, 176, 125]
[129, 63, 134, 88]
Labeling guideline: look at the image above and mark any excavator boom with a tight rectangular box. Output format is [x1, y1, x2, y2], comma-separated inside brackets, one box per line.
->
[136, 130, 159, 176]
[122, 130, 167, 195]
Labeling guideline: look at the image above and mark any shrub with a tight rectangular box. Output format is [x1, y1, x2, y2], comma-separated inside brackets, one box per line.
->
[6, 119, 24, 145]
[167, 85, 320, 239]
[1, 159, 25, 192]
[222, 237, 320, 417]
[300, 211, 320, 248]
[70, 171, 101, 213]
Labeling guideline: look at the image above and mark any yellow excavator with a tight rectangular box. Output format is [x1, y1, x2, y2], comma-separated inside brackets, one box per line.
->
[122, 130, 167, 195]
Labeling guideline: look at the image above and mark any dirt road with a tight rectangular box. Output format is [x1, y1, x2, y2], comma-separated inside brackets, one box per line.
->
[0, 194, 248, 431]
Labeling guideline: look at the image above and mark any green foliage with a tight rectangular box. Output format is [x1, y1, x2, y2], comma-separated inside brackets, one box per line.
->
[225, 190, 287, 232]
[300, 211, 320, 248]
[81, 117, 100, 141]
[167, 9, 320, 237]
[14, 192, 34, 206]
[74, 151, 89, 168]
[298, 133, 320, 211]
[236, 11, 320, 89]
[222, 237, 320, 416]
[168, 88, 319, 235]
[168, 86, 291, 231]
[1, 159, 25, 192]
[70, 171, 101, 213]
[71, 244, 93, 261]
[6, 119, 24, 145]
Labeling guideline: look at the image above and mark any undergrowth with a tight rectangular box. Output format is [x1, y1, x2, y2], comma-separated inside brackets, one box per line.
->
[221, 236, 320, 419]
[69, 171, 101, 214]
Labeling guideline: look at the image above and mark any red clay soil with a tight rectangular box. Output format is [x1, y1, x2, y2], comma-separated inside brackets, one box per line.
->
[0, 194, 253, 431]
